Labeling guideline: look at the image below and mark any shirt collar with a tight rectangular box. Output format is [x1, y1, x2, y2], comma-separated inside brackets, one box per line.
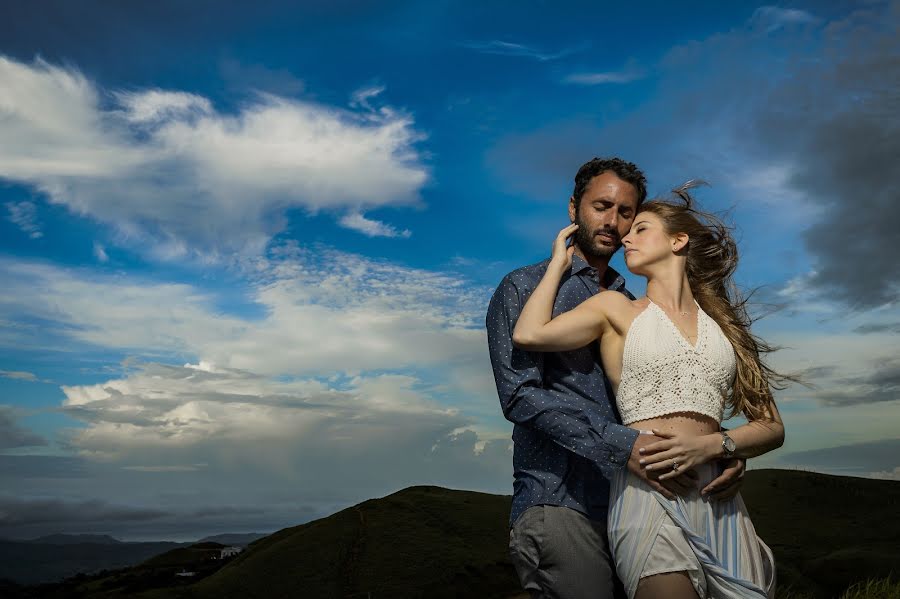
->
[570, 253, 627, 291]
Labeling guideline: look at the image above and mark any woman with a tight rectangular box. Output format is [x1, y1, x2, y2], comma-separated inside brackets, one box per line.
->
[512, 183, 786, 599]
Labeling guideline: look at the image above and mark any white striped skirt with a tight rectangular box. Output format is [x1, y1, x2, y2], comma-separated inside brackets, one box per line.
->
[608, 462, 776, 598]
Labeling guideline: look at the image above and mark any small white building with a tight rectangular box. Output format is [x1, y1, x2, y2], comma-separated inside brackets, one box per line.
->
[176, 569, 196, 577]
[220, 545, 243, 558]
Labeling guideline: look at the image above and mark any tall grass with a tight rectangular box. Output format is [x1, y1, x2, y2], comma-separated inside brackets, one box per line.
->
[839, 577, 899, 599]
[776, 576, 898, 599]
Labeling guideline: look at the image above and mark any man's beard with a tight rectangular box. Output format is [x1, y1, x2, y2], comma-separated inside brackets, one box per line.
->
[573, 215, 621, 259]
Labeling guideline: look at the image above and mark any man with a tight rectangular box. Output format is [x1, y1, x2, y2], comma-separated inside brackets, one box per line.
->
[486, 157, 746, 599]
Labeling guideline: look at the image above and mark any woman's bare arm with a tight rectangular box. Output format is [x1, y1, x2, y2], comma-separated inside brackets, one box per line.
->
[513, 285, 608, 352]
[638, 402, 785, 480]
[511, 223, 614, 352]
[710, 401, 785, 460]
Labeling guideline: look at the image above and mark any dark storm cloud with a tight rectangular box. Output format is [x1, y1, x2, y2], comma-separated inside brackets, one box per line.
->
[854, 322, 900, 334]
[0, 454, 88, 479]
[0, 495, 168, 526]
[812, 356, 900, 406]
[0, 406, 48, 449]
[486, 3, 899, 309]
[0, 494, 312, 541]
[742, 3, 900, 309]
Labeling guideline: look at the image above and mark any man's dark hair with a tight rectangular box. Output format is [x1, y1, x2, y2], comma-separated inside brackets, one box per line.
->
[572, 157, 647, 209]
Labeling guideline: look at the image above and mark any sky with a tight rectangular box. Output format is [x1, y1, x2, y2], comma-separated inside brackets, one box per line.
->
[0, 0, 897, 542]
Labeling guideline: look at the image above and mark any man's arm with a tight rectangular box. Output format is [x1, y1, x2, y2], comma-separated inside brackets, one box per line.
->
[486, 275, 639, 477]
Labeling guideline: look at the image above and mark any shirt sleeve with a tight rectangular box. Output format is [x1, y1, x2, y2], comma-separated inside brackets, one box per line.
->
[485, 274, 639, 477]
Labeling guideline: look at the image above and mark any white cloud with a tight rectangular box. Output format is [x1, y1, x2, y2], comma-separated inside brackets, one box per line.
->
[4, 200, 43, 238]
[0, 243, 494, 378]
[0, 370, 39, 381]
[92, 241, 109, 263]
[459, 39, 588, 61]
[339, 211, 411, 238]
[750, 6, 819, 33]
[869, 466, 900, 481]
[0, 244, 513, 538]
[563, 68, 643, 85]
[350, 84, 386, 110]
[45, 360, 509, 508]
[0, 55, 429, 261]
[114, 89, 213, 124]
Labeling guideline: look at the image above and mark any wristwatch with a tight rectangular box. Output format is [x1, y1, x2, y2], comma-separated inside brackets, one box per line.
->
[720, 431, 736, 457]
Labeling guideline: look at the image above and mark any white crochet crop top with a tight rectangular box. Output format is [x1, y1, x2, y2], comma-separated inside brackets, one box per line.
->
[616, 299, 736, 425]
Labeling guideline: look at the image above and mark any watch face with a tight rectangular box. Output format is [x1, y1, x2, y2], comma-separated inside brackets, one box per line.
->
[724, 436, 736, 452]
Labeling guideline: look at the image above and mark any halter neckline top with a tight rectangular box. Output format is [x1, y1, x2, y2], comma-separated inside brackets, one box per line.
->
[615, 299, 737, 425]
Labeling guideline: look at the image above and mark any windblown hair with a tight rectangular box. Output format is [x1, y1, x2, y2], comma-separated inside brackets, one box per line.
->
[639, 181, 795, 421]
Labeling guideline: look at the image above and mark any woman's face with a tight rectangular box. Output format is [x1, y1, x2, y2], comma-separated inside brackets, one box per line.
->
[621, 211, 677, 275]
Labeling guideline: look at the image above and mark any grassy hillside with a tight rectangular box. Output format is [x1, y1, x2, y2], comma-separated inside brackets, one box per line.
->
[187, 485, 518, 599]
[739, 469, 899, 598]
[5, 469, 898, 598]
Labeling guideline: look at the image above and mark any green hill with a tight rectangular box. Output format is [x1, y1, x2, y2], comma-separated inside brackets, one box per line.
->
[738, 469, 899, 598]
[6, 469, 898, 599]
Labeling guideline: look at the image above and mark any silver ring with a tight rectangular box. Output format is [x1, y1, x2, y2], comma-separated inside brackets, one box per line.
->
[672, 461, 680, 471]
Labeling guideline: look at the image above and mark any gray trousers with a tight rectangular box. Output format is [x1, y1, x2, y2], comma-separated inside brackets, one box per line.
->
[508, 504, 627, 599]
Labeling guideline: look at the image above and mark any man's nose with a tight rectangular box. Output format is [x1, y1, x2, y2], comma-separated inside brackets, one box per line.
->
[606, 211, 619, 228]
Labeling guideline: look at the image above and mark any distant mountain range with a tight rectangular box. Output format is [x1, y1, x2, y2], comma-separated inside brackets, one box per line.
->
[196, 533, 270, 546]
[0, 532, 270, 585]
[19, 534, 124, 545]
[1, 469, 897, 599]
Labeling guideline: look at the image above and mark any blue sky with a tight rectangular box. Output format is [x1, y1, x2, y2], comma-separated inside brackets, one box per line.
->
[1, 0, 898, 541]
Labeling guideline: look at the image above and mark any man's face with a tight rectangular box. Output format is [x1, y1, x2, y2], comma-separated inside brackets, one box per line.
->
[568, 171, 639, 259]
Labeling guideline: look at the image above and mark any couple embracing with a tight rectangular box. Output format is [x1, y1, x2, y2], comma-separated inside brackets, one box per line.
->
[486, 157, 787, 599]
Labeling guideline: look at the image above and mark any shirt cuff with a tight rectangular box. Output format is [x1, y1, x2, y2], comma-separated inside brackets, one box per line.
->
[595, 424, 639, 475]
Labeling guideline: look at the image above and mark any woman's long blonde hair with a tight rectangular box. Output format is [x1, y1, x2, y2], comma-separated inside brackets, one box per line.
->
[639, 181, 795, 421]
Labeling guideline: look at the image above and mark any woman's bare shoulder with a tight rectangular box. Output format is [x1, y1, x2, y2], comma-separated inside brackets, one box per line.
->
[596, 292, 650, 327]
[594, 290, 638, 310]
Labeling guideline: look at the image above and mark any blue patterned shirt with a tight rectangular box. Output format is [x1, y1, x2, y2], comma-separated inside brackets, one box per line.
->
[486, 253, 640, 528]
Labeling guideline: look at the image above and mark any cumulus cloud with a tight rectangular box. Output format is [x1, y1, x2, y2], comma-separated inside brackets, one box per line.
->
[0, 359, 510, 538]
[0, 243, 493, 376]
[53, 361, 469, 461]
[0, 55, 428, 261]
[0, 241, 512, 534]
